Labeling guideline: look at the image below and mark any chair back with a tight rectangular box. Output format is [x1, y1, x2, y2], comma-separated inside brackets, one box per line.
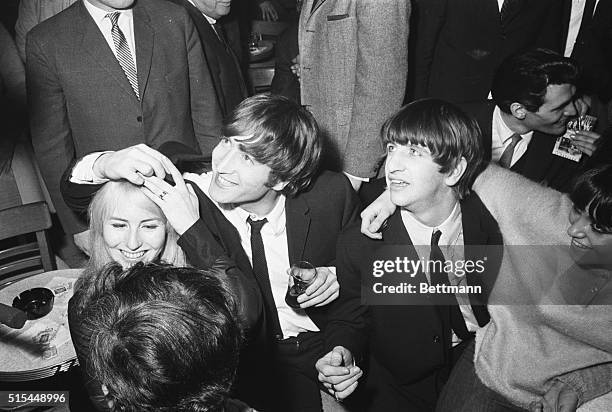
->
[0, 201, 56, 285]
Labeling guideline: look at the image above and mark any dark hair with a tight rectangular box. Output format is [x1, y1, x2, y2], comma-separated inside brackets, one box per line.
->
[222, 94, 322, 196]
[79, 263, 242, 412]
[381, 99, 484, 199]
[570, 163, 612, 233]
[492, 49, 579, 113]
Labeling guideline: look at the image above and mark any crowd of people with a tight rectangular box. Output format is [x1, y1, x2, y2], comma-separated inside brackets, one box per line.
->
[1, 0, 611, 411]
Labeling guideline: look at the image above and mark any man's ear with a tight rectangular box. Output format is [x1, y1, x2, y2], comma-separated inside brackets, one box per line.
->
[510, 102, 527, 120]
[445, 157, 467, 187]
[271, 180, 288, 191]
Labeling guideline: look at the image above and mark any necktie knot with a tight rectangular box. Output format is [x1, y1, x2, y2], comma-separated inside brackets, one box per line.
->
[499, 133, 522, 168]
[107, 12, 120, 27]
[431, 229, 442, 247]
[248, 217, 268, 234]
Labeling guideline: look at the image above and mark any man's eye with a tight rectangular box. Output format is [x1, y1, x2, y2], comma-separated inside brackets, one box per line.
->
[409, 147, 422, 156]
[220, 137, 230, 145]
[242, 153, 253, 163]
[386, 144, 395, 153]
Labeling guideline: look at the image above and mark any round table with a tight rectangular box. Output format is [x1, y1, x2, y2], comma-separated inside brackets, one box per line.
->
[0, 269, 83, 382]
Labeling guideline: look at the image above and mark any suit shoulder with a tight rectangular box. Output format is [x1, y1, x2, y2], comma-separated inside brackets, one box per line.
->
[141, 0, 190, 19]
[28, 2, 80, 41]
[308, 170, 353, 195]
[463, 192, 501, 239]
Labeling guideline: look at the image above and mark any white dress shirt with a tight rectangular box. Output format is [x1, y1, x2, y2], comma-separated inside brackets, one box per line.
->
[83, 0, 137, 73]
[400, 203, 479, 343]
[491, 105, 533, 167]
[184, 172, 320, 339]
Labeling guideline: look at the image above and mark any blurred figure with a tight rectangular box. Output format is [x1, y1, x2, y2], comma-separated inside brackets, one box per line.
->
[70, 263, 250, 411]
[436, 163, 612, 412]
[412, 0, 563, 103]
[167, 0, 248, 118]
[562, 0, 612, 130]
[256, 0, 299, 22]
[270, 22, 300, 102]
[298, 0, 410, 191]
[14, 0, 77, 62]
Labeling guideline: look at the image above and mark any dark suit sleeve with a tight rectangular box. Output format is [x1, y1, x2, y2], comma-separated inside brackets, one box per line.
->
[27, 33, 85, 234]
[323, 228, 369, 361]
[183, 10, 223, 154]
[412, 0, 447, 99]
[59, 162, 104, 218]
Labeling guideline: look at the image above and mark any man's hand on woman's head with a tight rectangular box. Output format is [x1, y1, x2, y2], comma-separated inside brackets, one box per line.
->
[93, 144, 171, 185]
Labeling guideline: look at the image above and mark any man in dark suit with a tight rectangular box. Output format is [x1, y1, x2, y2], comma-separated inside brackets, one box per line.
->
[412, 0, 563, 103]
[463, 49, 601, 192]
[167, 0, 247, 118]
[60, 95, 362, 412]
[26, 0, 223, 240]
[562, 0, 612, 130]
[318, 99, 502, 411]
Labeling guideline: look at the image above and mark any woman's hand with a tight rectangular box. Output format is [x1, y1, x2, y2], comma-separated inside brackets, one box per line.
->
[140, 157, 200, 236]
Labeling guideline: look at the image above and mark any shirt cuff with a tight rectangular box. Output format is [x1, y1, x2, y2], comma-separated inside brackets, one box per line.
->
[343, 172, 370, 183]
[70, 152, 112, 184]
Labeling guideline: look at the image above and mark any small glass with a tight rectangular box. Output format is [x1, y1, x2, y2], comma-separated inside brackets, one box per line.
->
[285, 261, 318, 309]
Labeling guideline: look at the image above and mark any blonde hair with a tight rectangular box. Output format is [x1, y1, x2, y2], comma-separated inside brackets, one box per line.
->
[87, 181, 186, 272]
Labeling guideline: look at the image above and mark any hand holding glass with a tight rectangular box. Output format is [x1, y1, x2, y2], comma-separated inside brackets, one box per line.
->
[285, 261, 318, 309]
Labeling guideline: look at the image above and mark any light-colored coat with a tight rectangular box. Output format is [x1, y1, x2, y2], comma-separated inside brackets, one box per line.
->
[298, 0, 410, 178]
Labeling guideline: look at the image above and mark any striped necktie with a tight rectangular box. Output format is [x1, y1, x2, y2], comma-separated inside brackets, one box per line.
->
[107, 12, 139, 99]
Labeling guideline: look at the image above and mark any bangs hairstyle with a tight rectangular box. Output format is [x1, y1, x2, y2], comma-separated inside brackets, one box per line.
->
[570, 164, 612, 232]
[80, 263, 242, 412]
[381, 99, 485, 199]
[87, 181, 186, 272]
[492, 48, 579, 113]
[222, 94, 322, 196]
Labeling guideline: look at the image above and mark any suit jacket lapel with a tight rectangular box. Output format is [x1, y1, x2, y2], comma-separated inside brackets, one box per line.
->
[460, 194, 495, 326]
[133, 2, 153, 101]
[286, 195, 311, 264]
[78, 1, 137, 100]
[384, 210, 428, 285]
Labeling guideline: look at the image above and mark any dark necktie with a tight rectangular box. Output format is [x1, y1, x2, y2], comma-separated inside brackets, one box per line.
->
[500, 0, 520, 25]
[576, 0, 597, 42]
[107, 12, 139, 99]
[212, 22, 230, 51]
[430, 230, 472, 341]
[247, 217, 282, 337]
[498, 133, 522, 169]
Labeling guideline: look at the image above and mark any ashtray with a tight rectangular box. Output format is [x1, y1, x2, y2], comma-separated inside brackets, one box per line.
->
[13, 287, 54, 320]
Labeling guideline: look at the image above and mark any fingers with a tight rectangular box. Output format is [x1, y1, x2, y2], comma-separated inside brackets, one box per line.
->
[360, 211, 384, 239]
[297, 268, 339, 308]
[334, 379, 359, 400]
[571, 131, 600, 156]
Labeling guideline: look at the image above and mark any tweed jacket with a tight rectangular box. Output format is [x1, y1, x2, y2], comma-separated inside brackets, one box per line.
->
[298, 0, 410, 179]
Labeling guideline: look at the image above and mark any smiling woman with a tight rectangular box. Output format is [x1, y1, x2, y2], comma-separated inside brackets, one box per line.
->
[87, 180, 186, 271]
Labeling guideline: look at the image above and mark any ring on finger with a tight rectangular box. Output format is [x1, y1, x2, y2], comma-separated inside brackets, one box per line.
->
[159, 190, 168, 201]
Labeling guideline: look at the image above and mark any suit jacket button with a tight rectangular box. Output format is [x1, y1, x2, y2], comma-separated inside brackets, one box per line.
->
[433, 335, 440, 343]
[274, 334, 283, 341]
[136, 116, 143, 122]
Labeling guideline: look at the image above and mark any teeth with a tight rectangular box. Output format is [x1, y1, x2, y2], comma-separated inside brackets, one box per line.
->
[571, 240, 590, 249]
[216, 174, 235, 186]
[121, 250, 146, 259]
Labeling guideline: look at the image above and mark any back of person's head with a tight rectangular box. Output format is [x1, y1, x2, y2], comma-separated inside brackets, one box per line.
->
[492, 49, 579, 113]
[381, 98, 485, 199]
[80, 263, 242, 412]
[570, 163, 612, 233]
[87, 181, 185, 270]
[221, 94, 322, 196]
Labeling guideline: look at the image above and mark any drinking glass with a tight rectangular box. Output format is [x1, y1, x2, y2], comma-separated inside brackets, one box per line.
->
[285, 261, 317, 309]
